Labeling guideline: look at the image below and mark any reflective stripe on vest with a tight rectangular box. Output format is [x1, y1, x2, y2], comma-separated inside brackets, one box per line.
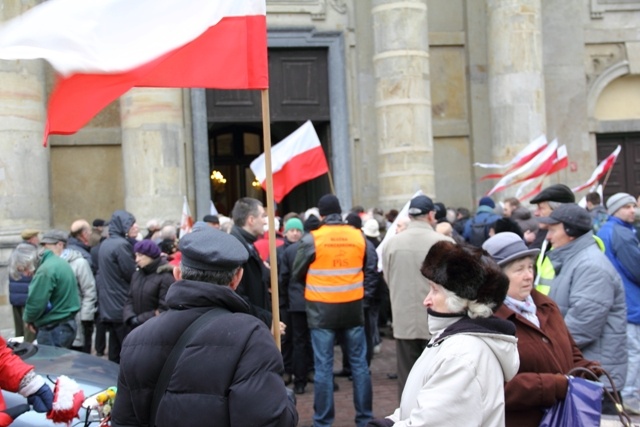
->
[305, 224, 365, 303]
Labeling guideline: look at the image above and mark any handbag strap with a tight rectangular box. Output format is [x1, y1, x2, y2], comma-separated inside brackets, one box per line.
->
[567, 367, 633, 427]
[149, 307, 230, 427]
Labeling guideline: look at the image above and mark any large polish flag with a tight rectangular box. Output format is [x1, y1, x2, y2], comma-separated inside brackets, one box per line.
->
[486, 139, 558, 196]
[476, 134, 548, 180]
[250, 120, 329, 203]
[572, 145, 622, 193]
[0, 0, 268, 143]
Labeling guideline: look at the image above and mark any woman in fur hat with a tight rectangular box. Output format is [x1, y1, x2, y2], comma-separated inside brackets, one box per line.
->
[482, 232, 602, 427]
[368, 241, 520, 427]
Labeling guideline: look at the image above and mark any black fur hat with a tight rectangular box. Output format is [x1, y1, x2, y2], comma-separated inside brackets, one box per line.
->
[421, 241, 508, 309]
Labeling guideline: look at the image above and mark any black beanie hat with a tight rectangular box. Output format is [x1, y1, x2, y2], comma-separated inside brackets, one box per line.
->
[421, 241, 508, 309]
[318, 194, 342, 216]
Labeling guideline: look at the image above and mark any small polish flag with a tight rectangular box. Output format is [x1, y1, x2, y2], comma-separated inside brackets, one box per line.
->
[250, 121, 330, 203]
[572, 146, 622, 193]
[179, 196, 193, 238]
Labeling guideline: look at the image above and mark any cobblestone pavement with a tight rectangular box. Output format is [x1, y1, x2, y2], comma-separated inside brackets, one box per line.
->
[290, 330, 640, 427]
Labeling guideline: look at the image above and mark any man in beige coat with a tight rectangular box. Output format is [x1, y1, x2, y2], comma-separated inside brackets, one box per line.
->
[382, 195, 455, 398]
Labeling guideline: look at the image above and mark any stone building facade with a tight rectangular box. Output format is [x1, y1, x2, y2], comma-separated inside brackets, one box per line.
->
[0, 0, 639, 325]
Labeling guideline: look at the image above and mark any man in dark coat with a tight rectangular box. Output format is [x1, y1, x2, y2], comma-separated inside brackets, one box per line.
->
[229, 197, 272, 326]
[96, 209, 137, 363]
[112, 224, 298, 427]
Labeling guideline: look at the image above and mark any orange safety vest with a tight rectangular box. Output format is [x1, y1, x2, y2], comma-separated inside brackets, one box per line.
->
[305, 225, 366, 304]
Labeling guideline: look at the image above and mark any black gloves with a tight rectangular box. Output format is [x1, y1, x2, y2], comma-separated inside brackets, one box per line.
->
[27, 384, 54, 413]
[2, 403, 30, 420]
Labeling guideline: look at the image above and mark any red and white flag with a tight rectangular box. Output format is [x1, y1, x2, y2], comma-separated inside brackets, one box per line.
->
[572, 145, 622, 193]
[487, 140, 558, 196]
[515, 144, 569, 200]
[0, 0, 268, 144]
[476, 135, 548, 181]
[250, 120, 330, 203]
[179, 196, 194, 239]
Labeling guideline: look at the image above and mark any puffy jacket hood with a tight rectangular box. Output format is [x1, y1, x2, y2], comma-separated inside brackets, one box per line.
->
[432, 314, 520, 382]
[109, 210, 136, 238]
[60, 248, 84, 263]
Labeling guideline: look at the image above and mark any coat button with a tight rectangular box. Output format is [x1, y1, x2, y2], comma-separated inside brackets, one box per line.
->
[542, 337, 549, 344]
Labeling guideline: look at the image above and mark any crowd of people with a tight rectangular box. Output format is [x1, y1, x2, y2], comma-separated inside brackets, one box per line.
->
[3, 186, 640, 426]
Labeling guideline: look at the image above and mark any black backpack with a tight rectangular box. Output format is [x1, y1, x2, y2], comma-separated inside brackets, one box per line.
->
[468, 217, 490, 247]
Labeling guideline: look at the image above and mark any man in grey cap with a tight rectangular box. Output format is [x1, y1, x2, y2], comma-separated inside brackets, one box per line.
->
[382, 194, 455, 398]
[112, 225, 298, 427]
[8, 230, 80, 348]
[597, 193, 640, 413]
[537, 203, 627, 415]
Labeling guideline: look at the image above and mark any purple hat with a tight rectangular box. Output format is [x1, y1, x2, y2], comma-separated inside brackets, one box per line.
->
[133, 239, 161, 259]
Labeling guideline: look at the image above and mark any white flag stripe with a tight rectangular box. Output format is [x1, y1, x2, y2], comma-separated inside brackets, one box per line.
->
[474, 134, 547, 169]
[0, 0, 265, 76]
[210, 200, 219, 216]
[571, 146, 621, 192]
[250, 120, 321, 182]
[487, 140, 558, 195]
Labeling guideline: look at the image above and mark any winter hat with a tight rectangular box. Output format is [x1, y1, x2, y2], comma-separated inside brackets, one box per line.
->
[284, 218, 304, 233]
[483, 232, 540, 266]
[179, 225, 248, 271]
[345, 212, 362, 229]
[606, 192, 636, 216]
[537, 203, 592, 237]
[510, 207, 538, 234]
[478, 197, 495, 209]
[92, 219, 105, 227]
[133, 239, 161, 259]
[434, 202, 447, 221]
[20, 229, 40, 240]
[317, 194, 342, 216]
[203, 214, 219, 225]
[362, 218, 381, 238]
[493, 218, 523, 238]
[421, 241, 508, 308]
[530, 184, 575, 204]
[408, 195, 435, 216]
[41, 229, 68, 244]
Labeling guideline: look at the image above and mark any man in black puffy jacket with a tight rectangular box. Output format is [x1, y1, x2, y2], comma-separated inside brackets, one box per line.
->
[112, 223, 298, 427]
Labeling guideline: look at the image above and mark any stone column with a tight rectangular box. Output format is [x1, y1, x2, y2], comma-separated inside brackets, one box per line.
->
[120, 88, 189, 225]
[372, 0, 435, 209]
[541, 0, 590, 188]
[487, 0, 546, 177]
[0, 0, 49, 325]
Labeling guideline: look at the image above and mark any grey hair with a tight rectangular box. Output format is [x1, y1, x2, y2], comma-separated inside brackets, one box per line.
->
[440, 285, 495, 319]
[8, 243, 39, 280]
[179, 263, 240, 286]
[548, 201, 562, 211]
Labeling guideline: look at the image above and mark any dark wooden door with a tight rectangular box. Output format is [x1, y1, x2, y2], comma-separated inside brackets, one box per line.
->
[597, 133, 640, 199]
[205, 48, 332, 216]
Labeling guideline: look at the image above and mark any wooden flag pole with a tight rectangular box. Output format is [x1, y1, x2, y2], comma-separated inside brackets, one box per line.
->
[327, 168, 336, 195]
[261, 89, 281, 349]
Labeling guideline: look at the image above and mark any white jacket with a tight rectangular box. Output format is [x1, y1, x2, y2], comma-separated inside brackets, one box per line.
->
[389, 313, 520, 427]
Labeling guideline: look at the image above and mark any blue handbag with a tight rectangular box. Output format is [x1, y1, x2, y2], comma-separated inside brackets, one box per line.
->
[538, 376, 603, 427]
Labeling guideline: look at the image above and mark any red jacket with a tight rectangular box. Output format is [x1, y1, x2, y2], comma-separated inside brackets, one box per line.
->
[0, 337, 34, 426]
[495, 290, 598, 427]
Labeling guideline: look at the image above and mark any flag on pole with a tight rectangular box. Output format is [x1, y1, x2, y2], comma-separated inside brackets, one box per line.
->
[179, 196, 194, 238]
[486, 140, 559, 196]
[475, 134, 548, 180]
[0, 0, 268, 143]
[250, 120, 330, 203]
[515, 144, 569, 201]
[572, 145, 621, 193]
[210, 200, 219, 216]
